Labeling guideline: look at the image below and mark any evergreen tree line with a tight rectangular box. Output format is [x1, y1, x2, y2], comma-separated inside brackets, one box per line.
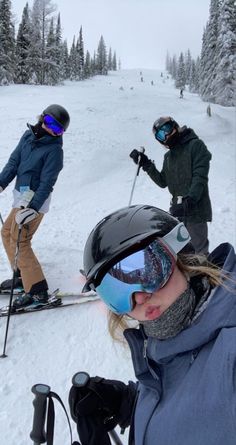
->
[0, 0, 119, 86]
[165, 0, 235, 106]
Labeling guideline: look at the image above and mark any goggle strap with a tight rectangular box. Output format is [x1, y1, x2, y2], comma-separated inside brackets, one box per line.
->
[162, 223, 191, 254]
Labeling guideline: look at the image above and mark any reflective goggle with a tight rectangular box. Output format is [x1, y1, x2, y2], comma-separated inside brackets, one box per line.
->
[96, 239, 176, 314]
[43, 114, 64, 135]
[154, 121, 175, 142]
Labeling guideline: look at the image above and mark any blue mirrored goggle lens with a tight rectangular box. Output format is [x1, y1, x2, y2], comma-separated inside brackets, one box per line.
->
[154, 122, 175, 142]
[43, 115, 64, 135]
[96, 240, 175, 314]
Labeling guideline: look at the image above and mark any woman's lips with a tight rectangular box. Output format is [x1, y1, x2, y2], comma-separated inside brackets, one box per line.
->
[145, 306, 161, 320]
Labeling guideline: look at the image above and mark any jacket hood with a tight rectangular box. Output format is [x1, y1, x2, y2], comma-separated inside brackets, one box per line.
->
[178, 127, 199, 145]
[125, 243, 236, 368]
[26, 123, 63, 146]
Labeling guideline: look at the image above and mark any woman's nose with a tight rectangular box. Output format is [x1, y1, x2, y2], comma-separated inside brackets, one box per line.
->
[133, 291, 152, 305]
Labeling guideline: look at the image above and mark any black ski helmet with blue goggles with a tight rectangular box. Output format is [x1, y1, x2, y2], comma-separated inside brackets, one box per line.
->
[152, 116, 179, 144]
[82, 205, 192, 314]
[42, 104, 70, 131]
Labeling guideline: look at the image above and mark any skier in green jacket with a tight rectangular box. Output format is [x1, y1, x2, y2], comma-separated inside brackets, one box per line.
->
[130, 116, 212, 254]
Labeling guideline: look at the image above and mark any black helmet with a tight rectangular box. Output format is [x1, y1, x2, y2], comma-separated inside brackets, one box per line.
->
[42, 104, 70, 131]
[83, 205, 191, 291]
[152, 116, 179, 135]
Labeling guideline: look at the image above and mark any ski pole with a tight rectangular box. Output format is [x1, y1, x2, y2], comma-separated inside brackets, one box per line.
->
[30, 383, 80, 445]
[128, 146, 145, 206]
[0, 190, 35, 357]
[109, 429, 124, 445]
[0, 225, 22, 358]
[72, 372, 124, 445]
[30, 384, 51, 445]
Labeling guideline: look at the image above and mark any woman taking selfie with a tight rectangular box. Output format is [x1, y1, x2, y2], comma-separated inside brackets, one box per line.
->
[69, 205, 236, 445]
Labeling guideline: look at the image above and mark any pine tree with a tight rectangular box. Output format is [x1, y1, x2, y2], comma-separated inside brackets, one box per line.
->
[97, 35, 107, 75]
[15, 2, 32, 83]
[54, 13, 64, 82]
[84, 50, 91, 78]
[112, 51, 117, 71]
[0, 0, 15, 85]
[90, 51, 97, 76]
[211, 0, 236, 105]
[77, 26, 84, 80]
[199, 0, 221, 101]
[189, 59, 200, 93]
[184, 49, 192, 85]
[175, 52, 186, 88]
[68, 36, 77, 80]
[30, 0, 56, 84]
[45, 17, 58, 85]
[61, 39, 69, 79]
[28, 0, 42, 83]
[165, 51, 171, 72]
[108, 47, 112, 70]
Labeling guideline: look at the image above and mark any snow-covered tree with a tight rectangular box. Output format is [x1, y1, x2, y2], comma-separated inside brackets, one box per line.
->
[97, 35, 107, 75]
[175, 52, 186, 88]
[0, 0, 15, 85]
[189, 59, 200, 93]
[54, 13, 65, 82]
[199, 0, 222, 101]
[77, 26, 84, 79]
[30, 0, 57, 84]
[44, 17, 59, 85]
[60, 39, 69, 79]
[84, 50, 91, 78]
[211, 0, 236, 105]
[112, 51, 117, 71]
[15, 2, 32, 83]
[184, 49, 192, 85]
[68, 36, 77, 80]
[108, 47, 112, 70]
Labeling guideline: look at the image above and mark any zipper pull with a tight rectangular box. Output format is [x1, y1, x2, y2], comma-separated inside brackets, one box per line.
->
[143, 339, 148, 358]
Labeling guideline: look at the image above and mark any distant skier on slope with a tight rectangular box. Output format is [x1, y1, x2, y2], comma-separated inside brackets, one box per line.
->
[0, 104, 70, 309]
[180, 88, 184, 98]
[130, 116, 212, 254]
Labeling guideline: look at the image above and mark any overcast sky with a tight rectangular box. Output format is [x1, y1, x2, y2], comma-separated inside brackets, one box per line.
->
[12, 0, 210, 69]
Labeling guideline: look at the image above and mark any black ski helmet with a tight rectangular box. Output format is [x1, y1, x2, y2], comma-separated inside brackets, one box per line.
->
[82, 205, 191, 292]
[152, 116, 179, 135]
[42, 104, 70, 131]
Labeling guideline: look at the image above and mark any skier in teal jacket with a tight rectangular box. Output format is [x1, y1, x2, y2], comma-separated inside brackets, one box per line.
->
[69, 205, 236, 445]
[0, 104, 70, 309]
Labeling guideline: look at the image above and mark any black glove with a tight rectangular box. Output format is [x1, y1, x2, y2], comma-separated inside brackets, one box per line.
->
[129, 149, 153, 171]
[69, 375, 137, 445]
[170, 196, 196, 218]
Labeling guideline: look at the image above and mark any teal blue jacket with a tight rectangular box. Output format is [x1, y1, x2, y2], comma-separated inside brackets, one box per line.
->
[0, 125, 63, 211]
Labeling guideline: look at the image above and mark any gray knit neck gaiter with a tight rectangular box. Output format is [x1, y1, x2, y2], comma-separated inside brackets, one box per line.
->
[140, 284, 196, 340]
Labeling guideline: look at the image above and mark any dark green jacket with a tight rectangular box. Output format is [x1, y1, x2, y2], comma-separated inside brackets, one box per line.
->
[145, 128, 212, 223]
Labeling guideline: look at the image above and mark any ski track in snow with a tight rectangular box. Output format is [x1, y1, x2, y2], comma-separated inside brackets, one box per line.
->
[0, 70, 235, 445]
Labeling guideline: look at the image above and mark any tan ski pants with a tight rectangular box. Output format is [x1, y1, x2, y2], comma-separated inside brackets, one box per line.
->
[1, 208, 46, 293]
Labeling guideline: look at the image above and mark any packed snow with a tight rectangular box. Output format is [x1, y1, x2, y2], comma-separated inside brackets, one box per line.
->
[0, 70, 235, 445]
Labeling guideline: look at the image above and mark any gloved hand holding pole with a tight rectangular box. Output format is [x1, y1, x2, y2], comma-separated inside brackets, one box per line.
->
[128, 146, 145, 206]
[70, 371, 125, 445]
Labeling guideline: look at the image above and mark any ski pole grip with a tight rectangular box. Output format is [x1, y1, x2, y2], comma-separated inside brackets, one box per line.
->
[137, 146, 145, 176]
[30, 384, 51, 444]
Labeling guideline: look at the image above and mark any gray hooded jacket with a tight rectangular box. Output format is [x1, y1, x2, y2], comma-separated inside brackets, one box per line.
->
[124, 243, 236, 445]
